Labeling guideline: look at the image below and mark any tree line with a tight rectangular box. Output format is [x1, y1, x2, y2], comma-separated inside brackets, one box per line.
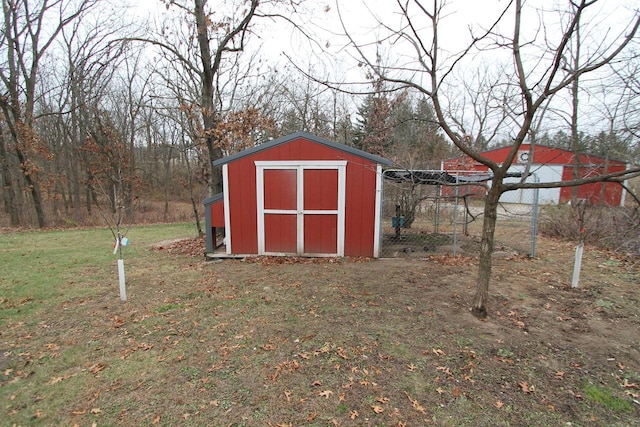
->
[1, 0, 639, 232]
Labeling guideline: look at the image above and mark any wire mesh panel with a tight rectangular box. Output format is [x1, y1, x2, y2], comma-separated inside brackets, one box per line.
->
[380, 170, 539, 258]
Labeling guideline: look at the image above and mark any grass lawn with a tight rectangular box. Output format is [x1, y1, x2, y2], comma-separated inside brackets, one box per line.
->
[1, 223, 639, 426]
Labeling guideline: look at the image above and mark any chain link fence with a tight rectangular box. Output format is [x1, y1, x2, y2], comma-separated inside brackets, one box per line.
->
[380, 170, 540, 258]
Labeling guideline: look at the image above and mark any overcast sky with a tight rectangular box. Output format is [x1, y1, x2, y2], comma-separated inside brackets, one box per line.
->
[127, 0, 640, 137]
[129, 0, 640, 71]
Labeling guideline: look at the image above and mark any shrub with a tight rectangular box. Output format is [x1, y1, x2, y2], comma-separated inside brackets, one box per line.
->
[539, 204, 640, 257]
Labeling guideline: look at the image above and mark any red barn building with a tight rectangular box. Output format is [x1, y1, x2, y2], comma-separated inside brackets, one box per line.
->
[441, 144, 629, 206]
[204, 132, 392, 258]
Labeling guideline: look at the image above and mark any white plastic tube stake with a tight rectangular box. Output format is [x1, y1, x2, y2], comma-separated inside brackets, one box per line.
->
[118, 258, 127, 301]
[572, 243, 583, 288]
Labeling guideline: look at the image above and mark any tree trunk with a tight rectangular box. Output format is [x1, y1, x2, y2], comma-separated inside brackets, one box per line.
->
[471, 180, 502, 318]
[600, 156, 608, 206]
[0, 129, 20, 226]
[70, 89, 82, 221]
[86, 170, 95, 215]
[162, 145, 172, 222]
[14, 142, 46, 227]
[194, 0, 223, 195]
[570, 12, 582, 206]
[184, 148, 203, 235]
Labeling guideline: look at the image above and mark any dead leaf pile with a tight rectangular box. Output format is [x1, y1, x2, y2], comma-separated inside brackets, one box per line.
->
[152, 237, 205, 257]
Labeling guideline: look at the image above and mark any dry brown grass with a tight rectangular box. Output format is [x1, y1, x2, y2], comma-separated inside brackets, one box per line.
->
[539, 204, 640, 257]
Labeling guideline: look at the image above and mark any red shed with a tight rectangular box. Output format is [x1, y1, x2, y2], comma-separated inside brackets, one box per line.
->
[204, 132, 392, 258]
[441, 144, 629, 206]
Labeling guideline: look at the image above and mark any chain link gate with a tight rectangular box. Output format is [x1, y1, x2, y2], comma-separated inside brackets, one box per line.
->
[380, 170, 540, 258]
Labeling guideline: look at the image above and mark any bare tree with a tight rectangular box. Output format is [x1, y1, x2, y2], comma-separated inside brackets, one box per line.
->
[128, 0, 264, 195]
[341, 0, 640, 317]
[609, 58, 640, 164]
[0, 0, 99, 227]
[37, 14, 129, 222]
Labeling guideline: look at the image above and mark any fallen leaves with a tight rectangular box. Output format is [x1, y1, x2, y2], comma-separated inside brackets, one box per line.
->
[151, 237, 205, 257]
[452, 387, 460, 398]
[335, 347, 349, 360]
[245, 256, 362, 266]
[622, 379, 640, 399]
[625, 390, 639, 399]
[47, 373, 75, 385]
[88, 363, 106, 375]
[7, 232, 640, 427]
[1, 297, 34, 308]
[519, 381, 535, 394]
[404, 391, 427, 414]
[375, 396, 390, 404]
[269, 360, 301, 382]
[436, 365, 454, 379]
[431, 348, 446, 357]
[508, 310, 527, 330]
[317, 390, 333, 399]
[427, 254, 479, 266]
[120, 342, 154, 360]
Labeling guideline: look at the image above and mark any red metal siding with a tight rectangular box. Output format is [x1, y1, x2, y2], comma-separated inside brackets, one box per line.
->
[264, 214, 297, 253]
[303, 169, 339, 254]
[264, 169, 297, 210]
[263, 168, 299, 253]
[344, 158, 377, 257]
[225, 136, 379, 256]
[209, 199, 225, 227]
[304, 214, 338, 254]
[226, 157, 258, 254]
[559, 165, 625, 205]
[480, 145, 577, 164]
[304, 169, 338, 210]
[465, 144, 627, 168]
[443, 145, 627, 206]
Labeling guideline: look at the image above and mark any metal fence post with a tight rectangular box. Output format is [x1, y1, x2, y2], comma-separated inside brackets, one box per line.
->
[453, 172, 459, 256]
[530, 172, 539, 258]
[435, 184, 441, 233]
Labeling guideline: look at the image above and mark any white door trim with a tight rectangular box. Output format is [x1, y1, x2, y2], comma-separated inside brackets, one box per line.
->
[255, 161, 347, 256]
[373, 164, 383, 258]
[222, 164, 232, 255]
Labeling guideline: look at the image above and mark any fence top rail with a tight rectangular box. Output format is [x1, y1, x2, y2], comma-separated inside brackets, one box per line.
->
[383, 169, 525, 185]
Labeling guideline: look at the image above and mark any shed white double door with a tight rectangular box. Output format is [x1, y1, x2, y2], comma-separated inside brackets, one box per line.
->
[255, 161, 346, 256]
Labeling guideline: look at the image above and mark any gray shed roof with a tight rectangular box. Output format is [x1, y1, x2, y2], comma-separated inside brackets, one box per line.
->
[203, 192, 223, 206]
[212, 131, 393, 167]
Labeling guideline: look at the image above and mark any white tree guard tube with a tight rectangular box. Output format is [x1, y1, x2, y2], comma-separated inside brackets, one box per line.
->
[118, 258, 127, 301]
[572, 243, 583, 289]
